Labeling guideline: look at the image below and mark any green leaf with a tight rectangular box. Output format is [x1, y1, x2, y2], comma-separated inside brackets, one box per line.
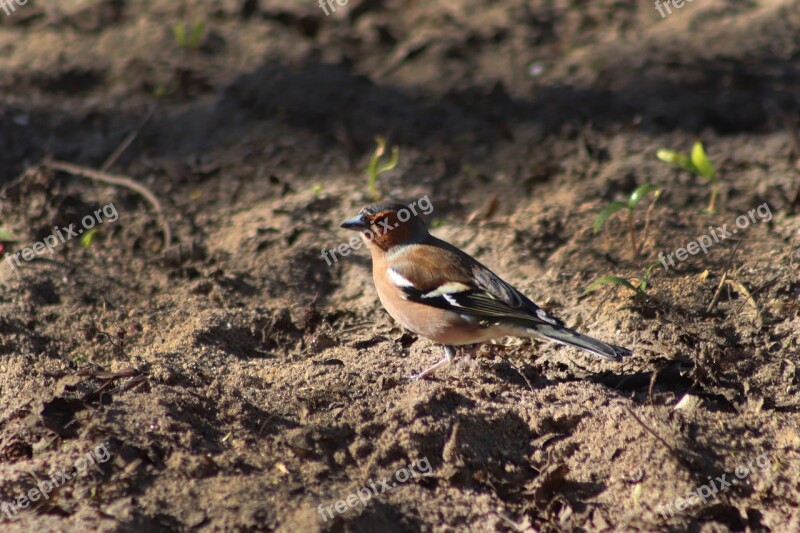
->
[639, 262, 661, 292]
[690, 141, 716, 180]
[173, 20, 205, 49]
[376, 146, 399, 174]
[173, 23, 187, 47]
[593, 201, 628, 234]
[657, 149, 697, 174]
[628, 183, 660, 209]
[81, 228, 99, 248]
[583, 276, 639, 295]
[0, 229, 14, 241]
[189, 20, 206, 49]
[367, 136, 399, 202]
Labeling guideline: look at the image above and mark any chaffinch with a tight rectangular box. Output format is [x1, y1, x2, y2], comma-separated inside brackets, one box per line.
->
[342, 202, 632, 379]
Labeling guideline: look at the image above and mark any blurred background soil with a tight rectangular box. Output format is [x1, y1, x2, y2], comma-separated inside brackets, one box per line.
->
[1, 0, 799, 531]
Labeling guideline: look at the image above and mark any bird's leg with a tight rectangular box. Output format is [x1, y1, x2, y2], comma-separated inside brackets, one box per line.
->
[412, 345, 456, 380]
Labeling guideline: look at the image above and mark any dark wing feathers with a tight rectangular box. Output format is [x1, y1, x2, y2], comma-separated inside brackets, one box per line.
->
[392, 239, 564, 328]
[469, 265, 564, 326]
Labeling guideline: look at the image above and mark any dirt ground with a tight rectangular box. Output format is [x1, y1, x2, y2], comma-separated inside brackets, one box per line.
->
[1, 0, 799, 531]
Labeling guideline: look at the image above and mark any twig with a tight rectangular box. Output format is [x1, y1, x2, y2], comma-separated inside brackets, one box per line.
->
[100, 105, 157, 172]
[648, 368, 659, 406]
[627, 209, 637, 259]
[735, 276, 779, 315]
[706, 239, 741, 313]
[636, 190, 662, 257]
[45, 159, 172, 249]
[83, 372, 146, 402]
[589, 290, 613, 322]
[624, 406, 678, 456]
[726, 279, 762, 326]
[499, 353, 535, 392]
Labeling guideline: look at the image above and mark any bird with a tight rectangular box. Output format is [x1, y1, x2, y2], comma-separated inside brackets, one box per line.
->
[341, 201, 632, 379]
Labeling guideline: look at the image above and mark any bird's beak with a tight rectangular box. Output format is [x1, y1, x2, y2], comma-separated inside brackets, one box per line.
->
[341, 213, 368, 231]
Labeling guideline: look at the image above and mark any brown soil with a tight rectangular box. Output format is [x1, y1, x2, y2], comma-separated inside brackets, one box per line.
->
[1, 0, 800, 531]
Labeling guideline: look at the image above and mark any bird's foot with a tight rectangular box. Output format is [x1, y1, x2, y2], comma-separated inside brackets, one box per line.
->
[409, 345, 456, 380]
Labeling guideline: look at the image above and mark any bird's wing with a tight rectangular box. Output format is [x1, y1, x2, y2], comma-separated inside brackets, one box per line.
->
[387, 239, 564, 327]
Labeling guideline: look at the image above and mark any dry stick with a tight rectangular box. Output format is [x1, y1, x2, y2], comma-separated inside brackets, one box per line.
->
[706, 239, 742, 313]
[588, 289, 613, 322]
[725, 278, 739, 324]
[100, 105, 157, 172]
[624, 406, 679, 457]
[726, 279, 763, 327]
[498, 352, 535, 392]
[747, 276, 780, 302]
[45, 159, 172, 249]
[627, 209, 637, 259]
[724, 262, 748, 324]
[636, 190, 662, 257]
[648, 368, 659, 406]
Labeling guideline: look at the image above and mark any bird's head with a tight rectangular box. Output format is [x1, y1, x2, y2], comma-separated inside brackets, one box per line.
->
[341, 202, 429, 250]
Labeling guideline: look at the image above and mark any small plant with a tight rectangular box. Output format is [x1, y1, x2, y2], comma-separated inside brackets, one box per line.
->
[593, 183, 661, 258]
[584, 262, 661, 299]
[173, 19, 206, 50]
[657, 141, 718, 213]
[0, 229, 15, 256]
[81, 228, 99, 248]
[367, 136, 399, 202]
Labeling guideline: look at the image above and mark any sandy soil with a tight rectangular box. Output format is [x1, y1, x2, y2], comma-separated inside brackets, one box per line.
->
[1, 0, 800, 531]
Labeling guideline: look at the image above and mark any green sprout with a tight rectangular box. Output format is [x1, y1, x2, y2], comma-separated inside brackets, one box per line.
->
[593, 183, 661, 258]
[657, 141, 718, 213]
[584, 262, 661, 299]
[173, 19, 206, 50]
[0, 229, 15, 257]
[367, 136, 399, 202]
[81, 228, 99, 248]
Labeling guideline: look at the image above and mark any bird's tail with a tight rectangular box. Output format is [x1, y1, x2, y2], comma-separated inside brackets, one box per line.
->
[523, 324, 631, 362]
